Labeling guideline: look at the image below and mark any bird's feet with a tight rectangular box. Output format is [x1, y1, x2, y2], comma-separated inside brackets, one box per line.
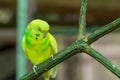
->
[50, 55, 55, 60]
[33, 65, 38, 75]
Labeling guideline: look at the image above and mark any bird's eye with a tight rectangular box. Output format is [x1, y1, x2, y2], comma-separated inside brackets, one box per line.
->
[38, 28, 41, 31]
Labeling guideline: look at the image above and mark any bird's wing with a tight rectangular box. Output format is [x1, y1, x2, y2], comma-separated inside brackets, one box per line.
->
[22, 36, 28, 58]
[49, 34, 57, 54]
[49, 34, 58, 79]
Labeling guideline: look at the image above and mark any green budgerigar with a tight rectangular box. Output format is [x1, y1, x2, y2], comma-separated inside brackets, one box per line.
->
[22, 19, 57, 80]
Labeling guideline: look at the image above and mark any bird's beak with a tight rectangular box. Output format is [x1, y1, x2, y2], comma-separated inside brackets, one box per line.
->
[35, 34, 40, 37]
[43, 31, 48, 38]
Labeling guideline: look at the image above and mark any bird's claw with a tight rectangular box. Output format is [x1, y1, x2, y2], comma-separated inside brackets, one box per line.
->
[33, 65, 38, 75]
[51, 55, 55, 60]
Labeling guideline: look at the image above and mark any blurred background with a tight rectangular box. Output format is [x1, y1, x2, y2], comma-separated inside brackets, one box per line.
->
[0, 0, 120, 80]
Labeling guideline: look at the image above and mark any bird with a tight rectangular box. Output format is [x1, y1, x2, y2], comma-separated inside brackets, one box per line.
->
[22, 19, 57, 80]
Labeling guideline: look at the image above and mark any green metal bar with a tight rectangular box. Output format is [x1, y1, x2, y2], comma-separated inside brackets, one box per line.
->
[16, 0, 28, 80]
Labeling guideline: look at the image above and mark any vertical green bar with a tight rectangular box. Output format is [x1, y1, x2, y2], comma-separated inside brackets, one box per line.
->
[16, 0, 27, 80]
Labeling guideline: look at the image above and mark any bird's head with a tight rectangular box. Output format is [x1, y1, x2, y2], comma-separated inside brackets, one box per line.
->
[25, 19, 49, 42]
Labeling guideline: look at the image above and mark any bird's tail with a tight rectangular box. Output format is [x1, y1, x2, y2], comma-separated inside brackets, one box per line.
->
[43, 67, 57, 80]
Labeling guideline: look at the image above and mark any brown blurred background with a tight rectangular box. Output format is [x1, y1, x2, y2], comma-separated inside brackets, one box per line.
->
[0, 0, 120, 80]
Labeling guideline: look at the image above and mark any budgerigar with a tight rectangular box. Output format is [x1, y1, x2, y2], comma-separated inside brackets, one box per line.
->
[22, 19, 57, 80]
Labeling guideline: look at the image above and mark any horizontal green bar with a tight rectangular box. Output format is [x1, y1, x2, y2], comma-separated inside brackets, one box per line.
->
[50, 26, 120, 34]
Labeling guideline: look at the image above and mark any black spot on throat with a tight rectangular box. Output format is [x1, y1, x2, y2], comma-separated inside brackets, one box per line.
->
[36, 37, 38, 40]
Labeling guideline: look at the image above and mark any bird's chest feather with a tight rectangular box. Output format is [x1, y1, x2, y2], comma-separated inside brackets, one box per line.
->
[26, 39, 52, 65]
